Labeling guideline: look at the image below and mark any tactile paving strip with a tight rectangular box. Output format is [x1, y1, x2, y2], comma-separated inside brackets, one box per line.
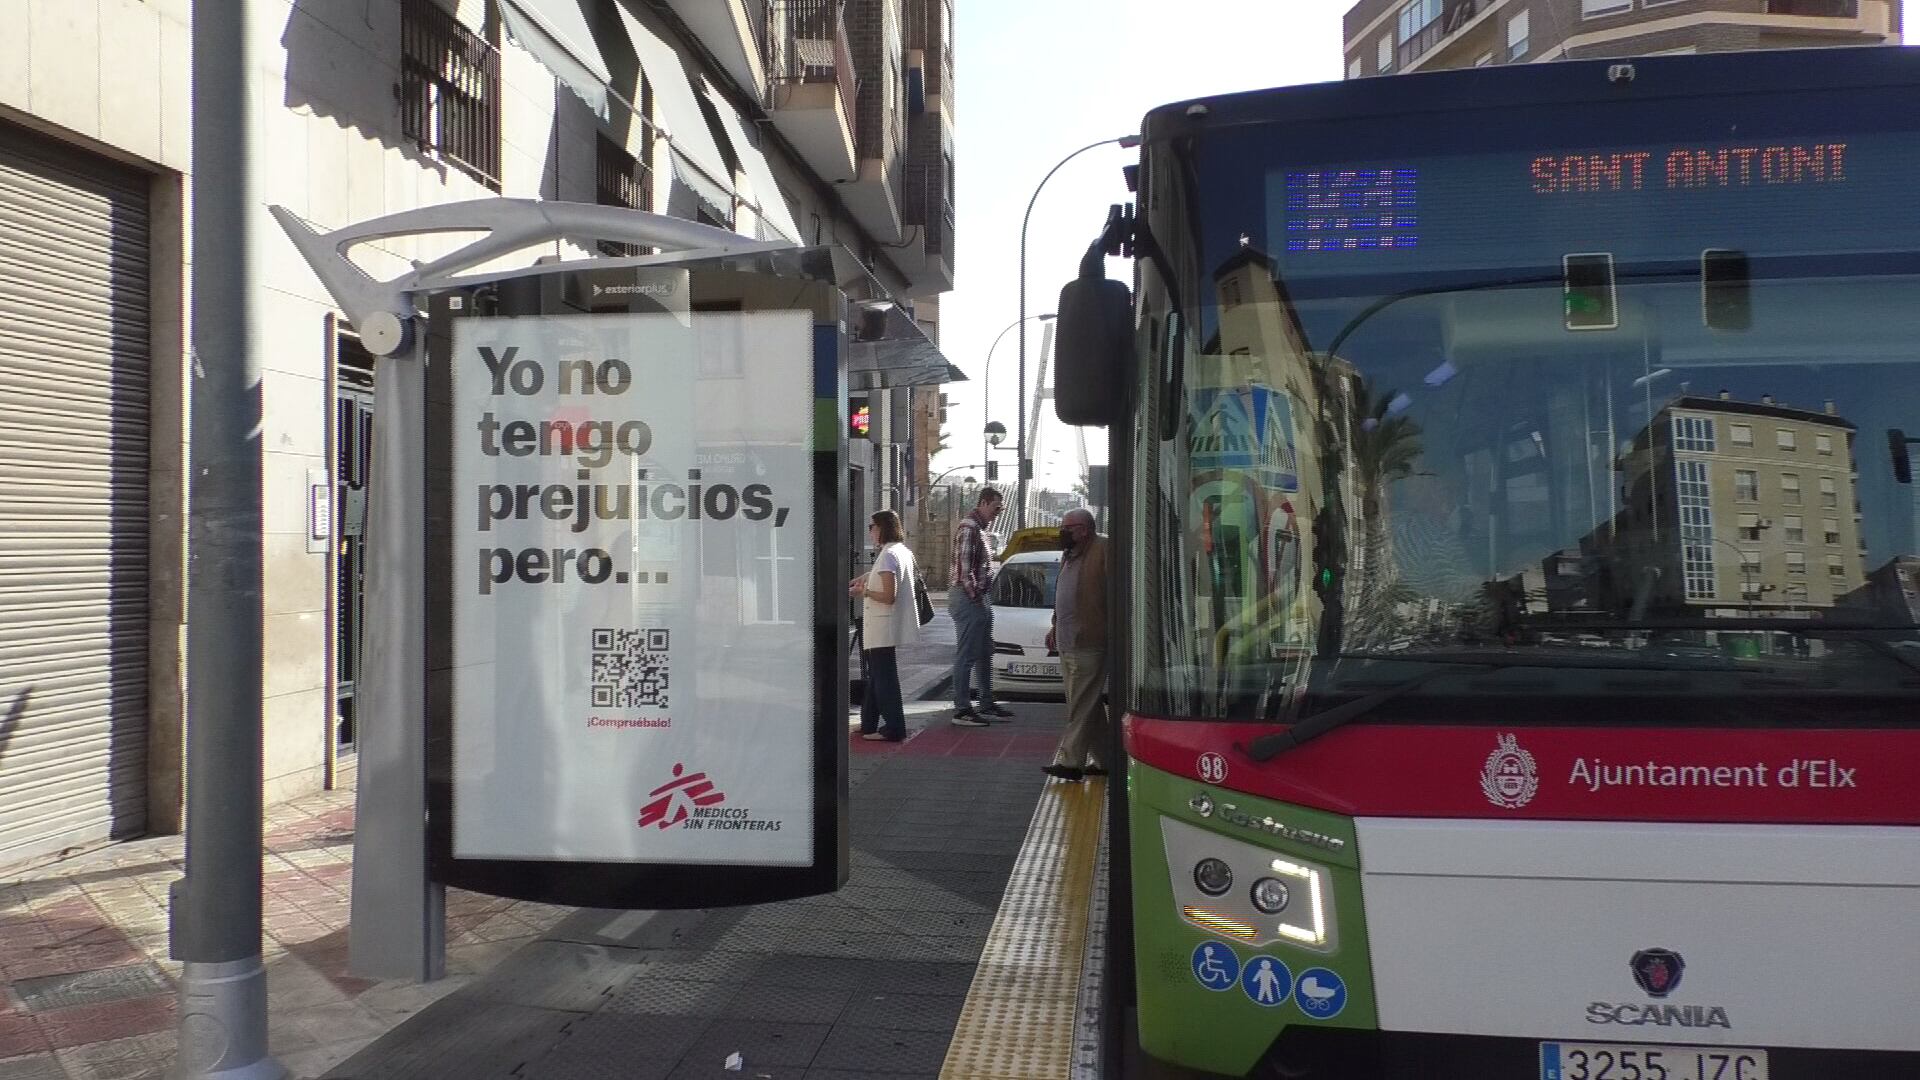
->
[937, 777, 1107, 1080]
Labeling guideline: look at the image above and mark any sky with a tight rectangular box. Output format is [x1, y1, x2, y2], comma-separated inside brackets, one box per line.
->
[931, 0, 1920, 498]
[929, 0, 1347, 496]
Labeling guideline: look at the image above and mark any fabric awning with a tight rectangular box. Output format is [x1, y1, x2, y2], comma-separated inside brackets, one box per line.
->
[612, 3, 735, 210]
[668, 151, 735, 226]
[698, 77, 801, 244]
[499, 0, 613, 120]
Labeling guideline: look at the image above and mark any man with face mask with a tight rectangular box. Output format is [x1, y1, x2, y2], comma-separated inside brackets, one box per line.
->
[1044, 508, 1111, 781]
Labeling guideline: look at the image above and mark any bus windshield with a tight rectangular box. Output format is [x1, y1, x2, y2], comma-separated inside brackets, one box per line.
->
[1129, 71, 1920, 723]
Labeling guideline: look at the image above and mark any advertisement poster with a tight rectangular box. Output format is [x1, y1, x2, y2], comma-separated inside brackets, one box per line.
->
[447, 310, 816, 867]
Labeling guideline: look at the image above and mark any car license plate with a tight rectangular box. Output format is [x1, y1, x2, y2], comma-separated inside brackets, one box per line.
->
[1541, 1041, 1768, 1080]
[1007, 662, 1053, 676]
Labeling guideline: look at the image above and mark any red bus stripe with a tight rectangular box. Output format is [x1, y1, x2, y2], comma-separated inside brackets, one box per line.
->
[1126, 715, 1920, 824]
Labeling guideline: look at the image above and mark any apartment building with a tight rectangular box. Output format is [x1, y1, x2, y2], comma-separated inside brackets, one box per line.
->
[1599, 394, 1868, 616]
[1343, 0, 1901, 78]
[0, 0, 959, 866]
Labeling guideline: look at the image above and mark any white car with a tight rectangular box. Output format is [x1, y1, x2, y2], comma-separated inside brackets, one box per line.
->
[989, 549, 1064, 698]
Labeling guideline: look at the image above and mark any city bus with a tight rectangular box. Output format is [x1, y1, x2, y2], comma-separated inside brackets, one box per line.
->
[1051, 47, 1920, 1079]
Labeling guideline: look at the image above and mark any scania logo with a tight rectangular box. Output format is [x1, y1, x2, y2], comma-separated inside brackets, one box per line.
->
[1632, 948, 1685, 998]
[1590, 948, 1730, 1029]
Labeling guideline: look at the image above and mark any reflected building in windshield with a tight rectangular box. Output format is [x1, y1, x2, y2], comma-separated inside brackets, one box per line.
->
[1194, 244, 1363, 668]
[1583, 392, 1868, 617]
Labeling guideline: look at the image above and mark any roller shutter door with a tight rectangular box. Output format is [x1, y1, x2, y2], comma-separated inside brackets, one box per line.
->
[0, 125, 152, 864]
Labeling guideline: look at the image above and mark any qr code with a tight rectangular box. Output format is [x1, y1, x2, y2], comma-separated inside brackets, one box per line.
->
[591, 628, 670, 709]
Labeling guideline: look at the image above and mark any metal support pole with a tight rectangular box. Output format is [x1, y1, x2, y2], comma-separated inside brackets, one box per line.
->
[170, 1, 285, 1077]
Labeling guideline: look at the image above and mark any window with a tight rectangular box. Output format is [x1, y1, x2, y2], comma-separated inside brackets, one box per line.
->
[1378, 34, 1394, 71]
[1776, 428, 1797, 451]
[1507, 10, 1530, 60]
[1781, 473, 1801, 504]
[1827, 554, 1847, 580]
[1767, 0, 1859, 16]
[594, 106, 654, 258]
[1582, 0, 1632, 15]
[1783, 515, 1804, 543]
[1735, 470, 1758, 502]
[1819, 475, 1838, 508]
[1398, 0, 1443, 42]
[1824, 518, 1842, 545]
[400, 0, 502, 190]
[1672, 415, 1715, 452]
[1678, 460, 1715, 599]
[1737, 513, 1762, 542]
[1786, 551, 1807, 575]
[1349, 56, 1363, 79]
[992, 560, 1059, 608]
[1816, 433, 1833, 456]
[1730, 423, 1753, 447]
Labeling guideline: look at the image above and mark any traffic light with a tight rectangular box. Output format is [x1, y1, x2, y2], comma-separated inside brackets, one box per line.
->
[1562, 252, 1617, 331]
[986, 460, 999, 482]
[1702, 249, 1751, 331]
[1310, 510, 1343, 598]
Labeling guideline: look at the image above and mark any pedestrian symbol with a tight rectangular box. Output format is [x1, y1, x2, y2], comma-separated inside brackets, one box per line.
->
[1241, 956, 1292, 1007]
[1294, 967, 1348, 1020]
[1190, 941, 1239, 992]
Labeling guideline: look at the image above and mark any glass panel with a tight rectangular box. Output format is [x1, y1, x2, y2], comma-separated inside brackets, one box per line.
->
[1129, 80, 1920, 722]
[992, 560, 1060, 609]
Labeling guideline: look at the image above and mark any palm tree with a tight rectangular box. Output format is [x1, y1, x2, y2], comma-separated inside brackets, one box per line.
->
[1349, 379, 1423, 634]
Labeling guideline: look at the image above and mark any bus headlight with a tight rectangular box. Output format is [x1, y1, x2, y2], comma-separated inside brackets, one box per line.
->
[1250, 877, 1290, 914]
[1193, 858, 1233, 896]
[1161, 815, 1338, 951]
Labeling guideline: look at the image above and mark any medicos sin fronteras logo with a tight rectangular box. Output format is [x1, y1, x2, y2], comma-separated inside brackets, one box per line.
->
[637, 763, 725, 829]
[635, 762, 786, 834]
[1480, 732, 1540, 810]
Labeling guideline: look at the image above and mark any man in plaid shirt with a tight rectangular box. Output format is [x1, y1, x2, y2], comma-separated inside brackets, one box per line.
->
[947, 487, 1013, 726]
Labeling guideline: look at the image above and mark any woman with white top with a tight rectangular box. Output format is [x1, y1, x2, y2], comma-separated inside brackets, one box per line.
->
[848, 509, 920, 742]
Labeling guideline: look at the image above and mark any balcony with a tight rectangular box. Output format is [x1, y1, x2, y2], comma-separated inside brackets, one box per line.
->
[842, 109, 905, 244]
[1391, 0, 1497, 70]
[763, 0, 858, 182]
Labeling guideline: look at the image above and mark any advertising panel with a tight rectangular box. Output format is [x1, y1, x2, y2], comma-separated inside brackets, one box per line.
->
[426, 296, 842, 904]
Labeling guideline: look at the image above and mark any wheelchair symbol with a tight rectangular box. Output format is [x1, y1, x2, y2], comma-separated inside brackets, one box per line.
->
[1191, 941, 1239, 991]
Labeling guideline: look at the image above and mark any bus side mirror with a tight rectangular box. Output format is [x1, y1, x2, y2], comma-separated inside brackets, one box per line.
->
[1055, 275, 1132, 427]
[1892, 429, 1913, 484]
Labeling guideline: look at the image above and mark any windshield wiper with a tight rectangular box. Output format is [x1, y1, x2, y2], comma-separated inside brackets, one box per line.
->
[1239, 650, 1751, 763]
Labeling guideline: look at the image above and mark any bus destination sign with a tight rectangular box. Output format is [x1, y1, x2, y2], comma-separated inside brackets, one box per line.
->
[1531, 142, 1849, 195]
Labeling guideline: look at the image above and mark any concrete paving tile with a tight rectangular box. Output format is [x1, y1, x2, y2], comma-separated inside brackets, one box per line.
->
[279, 1037, 372, 1080]
[0, 1013, 51, 1059]
[55, 1032, 175, 1080]
[808, 1027, 951, 1075]
[0, 1053, 65, 1080]
[35, 996, 174, 1050]
[270, 1000, 390, 1052]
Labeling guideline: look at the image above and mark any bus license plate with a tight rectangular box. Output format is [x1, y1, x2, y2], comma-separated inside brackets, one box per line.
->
[1007, 662, 1053, 677]
[1541, 1042, 1768, 1080]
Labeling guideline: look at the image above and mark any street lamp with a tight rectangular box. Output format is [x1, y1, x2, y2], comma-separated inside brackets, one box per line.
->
[983, 421, 1008, 476]
[1017, 134, 1142, 530]
[981, 313, 1052, 473]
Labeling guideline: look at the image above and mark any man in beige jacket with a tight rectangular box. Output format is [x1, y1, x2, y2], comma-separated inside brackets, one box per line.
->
[1044, 508, 1110, 781]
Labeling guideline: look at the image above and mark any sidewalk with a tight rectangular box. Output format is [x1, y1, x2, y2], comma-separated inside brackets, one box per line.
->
[0, 792, 573, 1079]
[324, 701, 1067, 1080]
[0, 599, 1030, 1080]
